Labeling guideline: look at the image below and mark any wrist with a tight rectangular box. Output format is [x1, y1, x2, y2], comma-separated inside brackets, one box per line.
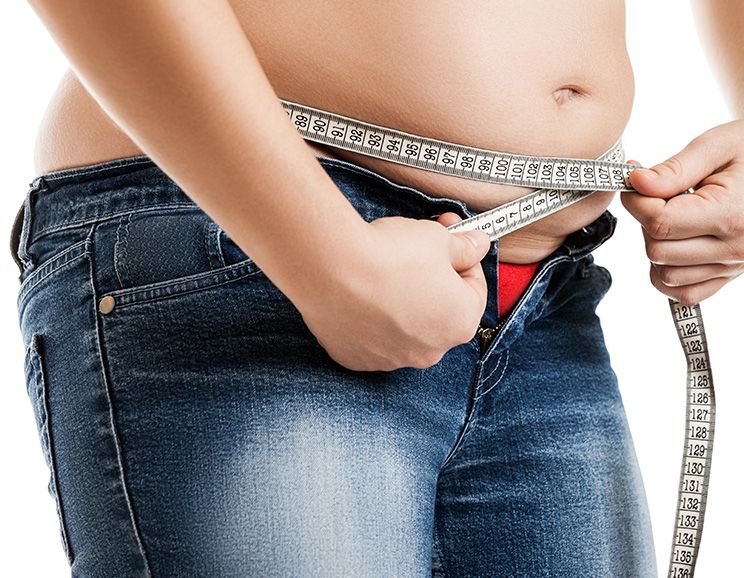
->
[278, 209, 376, 314]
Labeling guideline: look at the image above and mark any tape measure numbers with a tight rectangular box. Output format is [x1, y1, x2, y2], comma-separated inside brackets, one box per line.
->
[281, 99, 716, 578]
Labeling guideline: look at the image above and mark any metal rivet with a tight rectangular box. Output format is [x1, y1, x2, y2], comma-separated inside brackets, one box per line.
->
[98, 295, 116, 314]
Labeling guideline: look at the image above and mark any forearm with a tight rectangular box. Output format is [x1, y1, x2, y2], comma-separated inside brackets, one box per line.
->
[26, 0, 368, 306]
[691, 0, 744, 118]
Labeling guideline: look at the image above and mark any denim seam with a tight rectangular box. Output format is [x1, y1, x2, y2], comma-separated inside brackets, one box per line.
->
[439, 361, 485, 471]
[317, 156, 478, 219]
[28, 334, 74, 563]
[17, 188, 37, 270]
[215, 227, 226, 268]
[454, 354, 510, 469]
[102, 260, 263, 309]
[481, 255, 572, 365]
[475, 350, 510, 401]
[506, 382, 526, 568]
[478, 350, 507, 388]
[17, 240, 89, 309]
[32, 202, 199, 243]
[430, 521, 448, 578]
[206, 222, 226, 268]
[89, 223, 153, 577]
[113, 214, 130, 290]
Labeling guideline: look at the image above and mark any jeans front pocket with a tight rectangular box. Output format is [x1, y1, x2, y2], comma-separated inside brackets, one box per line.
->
[95, 206, 266, 310]
[16, 221, 94, 309]
[24, 332, 73, 565]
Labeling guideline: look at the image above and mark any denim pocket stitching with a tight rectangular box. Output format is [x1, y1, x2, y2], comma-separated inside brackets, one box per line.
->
[100, 258, 263, 309]
[17, 240, 89, 308]
[107, 207, 256, 295]
[24, 333, 74, 564]
[99, 208, 264, 308]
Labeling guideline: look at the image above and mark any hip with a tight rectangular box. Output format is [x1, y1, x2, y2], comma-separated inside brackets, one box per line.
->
[9, 150, 623, 574]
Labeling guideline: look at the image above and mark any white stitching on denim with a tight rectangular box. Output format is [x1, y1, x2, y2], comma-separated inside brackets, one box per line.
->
[207, 223, 226, 268]
[28, 334, 74, 563]
[440, 362, 484, 471]
[110, 266, 262, 309]
[216, 227, 226, 267]
[102, 254, 260, 304]
[440, 400, 481, 471]
[33, 203, 197, 240]
[475, 350, 510, 400]
[88, 227, 154, 577]
[479, 351, 506, 386]
[481, 256, 571, 367]
[17, 196, 32, 268]
[17, 240, 89, 308]
[442, 353, 512, 471]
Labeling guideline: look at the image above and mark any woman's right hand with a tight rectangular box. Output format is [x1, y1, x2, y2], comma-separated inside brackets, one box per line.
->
[296, 213, 492, 372]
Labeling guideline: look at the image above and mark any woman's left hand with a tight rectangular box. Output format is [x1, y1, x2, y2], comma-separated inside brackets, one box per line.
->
[622, 119, 744, 305]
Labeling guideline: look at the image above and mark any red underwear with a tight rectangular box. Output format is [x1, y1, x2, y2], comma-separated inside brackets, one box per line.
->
[497, 261, 540, 318]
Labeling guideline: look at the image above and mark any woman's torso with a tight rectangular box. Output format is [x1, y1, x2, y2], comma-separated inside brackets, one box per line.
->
[33, 0, 633, 263]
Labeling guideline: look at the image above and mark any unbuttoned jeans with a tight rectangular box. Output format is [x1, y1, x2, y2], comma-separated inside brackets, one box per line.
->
[10, 153, 657, 577]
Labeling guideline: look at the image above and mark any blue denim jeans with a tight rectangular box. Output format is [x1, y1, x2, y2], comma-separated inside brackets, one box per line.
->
[10, 153, 657, 577]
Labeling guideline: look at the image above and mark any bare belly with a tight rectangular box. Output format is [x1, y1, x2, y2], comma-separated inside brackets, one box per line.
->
[32, 0, 634, 263]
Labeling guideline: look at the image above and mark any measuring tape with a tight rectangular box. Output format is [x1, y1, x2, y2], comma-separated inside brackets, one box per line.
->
[280, 99, 716, 577]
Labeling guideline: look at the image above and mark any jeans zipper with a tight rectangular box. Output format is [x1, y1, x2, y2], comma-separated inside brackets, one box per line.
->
[477, 319, 505, 356]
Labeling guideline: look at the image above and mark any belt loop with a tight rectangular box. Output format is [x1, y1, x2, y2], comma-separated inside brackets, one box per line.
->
[11, 176, 47, 279]
[9, 202, 26, 278]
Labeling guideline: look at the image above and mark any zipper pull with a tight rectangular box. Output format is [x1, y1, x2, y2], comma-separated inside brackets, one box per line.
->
[478, 325, 497, 356]
[477, 318, 506, 356]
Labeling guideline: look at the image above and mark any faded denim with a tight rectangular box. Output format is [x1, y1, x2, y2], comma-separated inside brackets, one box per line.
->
[10, 152, 657, 577]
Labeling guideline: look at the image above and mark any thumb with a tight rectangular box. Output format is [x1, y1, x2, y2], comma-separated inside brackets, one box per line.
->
[627, 136, 723, 199]
[450, 229, 491, 272]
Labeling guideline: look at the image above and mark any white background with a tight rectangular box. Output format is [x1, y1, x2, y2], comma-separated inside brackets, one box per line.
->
[0, 1, 740, 576]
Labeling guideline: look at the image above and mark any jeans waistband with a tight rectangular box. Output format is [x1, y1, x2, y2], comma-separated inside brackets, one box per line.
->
[9, 153, 617, 278]
[11, 155, 164, 273]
